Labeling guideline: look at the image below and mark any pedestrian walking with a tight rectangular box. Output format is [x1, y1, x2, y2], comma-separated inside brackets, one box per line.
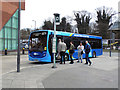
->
[57, 39, 62, 59]
[85, 41, 92, 66]
[77, 42, 84, 63]
[69, 41, 75, 64]
[60, 40, 67, 64]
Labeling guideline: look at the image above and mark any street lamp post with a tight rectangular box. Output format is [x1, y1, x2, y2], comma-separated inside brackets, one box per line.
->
[32, 20, 36, 31]
[17, 0, 21, 72]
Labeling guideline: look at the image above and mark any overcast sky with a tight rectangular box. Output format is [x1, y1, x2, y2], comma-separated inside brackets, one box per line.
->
[21, 0, 120, 29]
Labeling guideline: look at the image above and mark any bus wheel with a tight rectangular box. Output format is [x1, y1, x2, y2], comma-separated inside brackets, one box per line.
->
[65, 53, 69, 61]
[93, 52, 96, 58]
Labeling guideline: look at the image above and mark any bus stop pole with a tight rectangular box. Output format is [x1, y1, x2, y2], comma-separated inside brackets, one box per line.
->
[52, 15, 57, 68]
[17, 0, 21, 72]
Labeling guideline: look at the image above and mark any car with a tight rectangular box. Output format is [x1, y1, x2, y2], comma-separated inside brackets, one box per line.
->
[118, 46, 120, 50]
[25, 44, 28, 49]
[106, 47, 110, 50]
[20, 43, 28, 50]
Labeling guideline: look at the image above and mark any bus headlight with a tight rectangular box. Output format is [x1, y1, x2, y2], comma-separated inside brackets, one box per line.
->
[43, 54, 46, 56]
[34, 53, 39, 55]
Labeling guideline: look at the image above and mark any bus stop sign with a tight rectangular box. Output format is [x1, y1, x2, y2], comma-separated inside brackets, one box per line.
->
[54, 13, 60, 24]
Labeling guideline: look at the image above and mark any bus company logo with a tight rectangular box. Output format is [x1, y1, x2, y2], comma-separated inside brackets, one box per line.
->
[73, 34, 89, 38]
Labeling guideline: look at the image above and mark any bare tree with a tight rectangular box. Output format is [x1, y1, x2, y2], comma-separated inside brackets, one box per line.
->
[42, 20, 53, 30]
[20, 28, 31, 41]
[74, 10, 91, 34]
[95, 6, 116, 39]
[89, 22, 98, 34]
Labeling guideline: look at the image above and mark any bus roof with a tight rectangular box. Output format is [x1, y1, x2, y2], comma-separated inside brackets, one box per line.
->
[31, 30, 102, 39]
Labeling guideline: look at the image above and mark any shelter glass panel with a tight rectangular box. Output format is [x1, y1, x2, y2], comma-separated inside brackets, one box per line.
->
[12, 29, 17, 39]
[0, 39, 3, 51]
[5, 28, 8, 38]
[8, 39, 12, 50]
[0, 28, 4, 38]
[5, 39, 7, 49]
[12, 18, 18, 28]
[12, 40, 17, 50]
[5, 18, 12, 27]
[7, 28, 12, 39]
[13, 10, 18, 18]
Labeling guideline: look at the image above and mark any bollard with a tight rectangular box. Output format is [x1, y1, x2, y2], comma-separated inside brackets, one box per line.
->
[5, 48, 7, 55]
[22, 48, 25, 54]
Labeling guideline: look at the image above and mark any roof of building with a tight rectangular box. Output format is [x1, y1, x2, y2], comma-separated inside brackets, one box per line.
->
[109, 21, 120, 31]
[0, 0, 25, 30]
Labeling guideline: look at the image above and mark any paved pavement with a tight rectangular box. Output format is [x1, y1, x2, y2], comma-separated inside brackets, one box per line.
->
[1, 52, 119, 88]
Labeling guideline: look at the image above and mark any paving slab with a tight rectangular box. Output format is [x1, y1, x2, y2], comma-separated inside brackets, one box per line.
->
[2, 79, 12, 88]
[25, 80, 37, 88]
[11, 80, 25, 88]
[43, 65, 118, 88]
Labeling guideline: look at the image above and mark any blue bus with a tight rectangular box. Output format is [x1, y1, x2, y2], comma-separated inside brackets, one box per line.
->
[28, 30, 102, 62]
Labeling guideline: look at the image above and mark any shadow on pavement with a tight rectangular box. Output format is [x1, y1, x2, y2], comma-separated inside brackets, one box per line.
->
[28, 59, 62, 65]
[29, 62, 51, 65]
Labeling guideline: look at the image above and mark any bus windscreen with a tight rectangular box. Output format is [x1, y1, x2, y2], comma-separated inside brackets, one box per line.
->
[29, 31, 47, 52]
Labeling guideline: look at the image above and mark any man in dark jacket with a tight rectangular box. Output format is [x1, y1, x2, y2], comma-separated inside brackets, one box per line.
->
[85, 41, 92, 66]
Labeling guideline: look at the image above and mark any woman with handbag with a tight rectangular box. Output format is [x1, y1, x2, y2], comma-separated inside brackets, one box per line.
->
[69, 41, 75, 64]
[77, 42, 84, 63]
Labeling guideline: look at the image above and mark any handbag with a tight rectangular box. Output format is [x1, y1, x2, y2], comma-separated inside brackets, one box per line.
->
[81, 51, 83, 55]
[69, 49, 74, 54]
[56, 53, 61, 59]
